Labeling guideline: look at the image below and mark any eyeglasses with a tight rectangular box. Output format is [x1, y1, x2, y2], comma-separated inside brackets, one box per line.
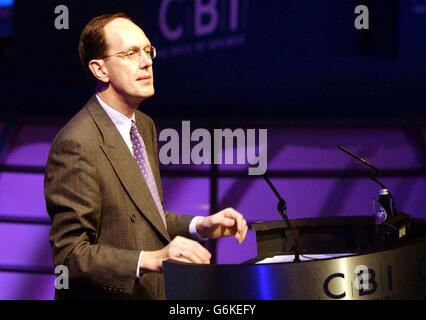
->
[102, 45, 157, 61]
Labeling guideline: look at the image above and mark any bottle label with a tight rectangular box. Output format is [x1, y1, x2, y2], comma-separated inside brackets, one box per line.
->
[375, 204, 387, 224]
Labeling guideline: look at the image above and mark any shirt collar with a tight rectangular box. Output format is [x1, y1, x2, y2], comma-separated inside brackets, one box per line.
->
[96, 95, 136, 133]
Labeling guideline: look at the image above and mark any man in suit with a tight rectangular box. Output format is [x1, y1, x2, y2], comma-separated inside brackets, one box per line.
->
[44, 13, 248, 299]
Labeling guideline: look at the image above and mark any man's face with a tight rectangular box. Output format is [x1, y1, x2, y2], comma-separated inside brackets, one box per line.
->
[102, 18, 155, 105]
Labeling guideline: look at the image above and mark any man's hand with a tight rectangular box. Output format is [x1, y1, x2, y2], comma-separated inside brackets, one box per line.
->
[139, 236, 211, 273]
[196, 207, 248, 244]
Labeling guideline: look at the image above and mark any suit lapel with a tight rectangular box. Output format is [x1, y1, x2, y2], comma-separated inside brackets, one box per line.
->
[85, 96, 170, 242]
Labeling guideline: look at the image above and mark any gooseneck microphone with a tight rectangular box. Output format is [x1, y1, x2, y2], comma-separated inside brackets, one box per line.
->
[337, 145, 412, 248]
[337, 145, 380, 174]
[337, 145, 398, 217]
[262, 174, 301, 262]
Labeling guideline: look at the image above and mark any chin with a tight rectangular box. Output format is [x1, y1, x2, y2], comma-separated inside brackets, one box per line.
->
[132, 88, 154, 103]
[141, 88, 155, 98]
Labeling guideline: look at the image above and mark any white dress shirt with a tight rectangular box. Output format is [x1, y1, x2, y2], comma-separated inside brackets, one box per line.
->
[96, 95, 205, 278]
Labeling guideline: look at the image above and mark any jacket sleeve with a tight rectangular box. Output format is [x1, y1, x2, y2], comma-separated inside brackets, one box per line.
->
[44, 136, 140, 295]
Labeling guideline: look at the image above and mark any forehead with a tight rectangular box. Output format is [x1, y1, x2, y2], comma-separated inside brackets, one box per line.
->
[103, 18, 149, 50]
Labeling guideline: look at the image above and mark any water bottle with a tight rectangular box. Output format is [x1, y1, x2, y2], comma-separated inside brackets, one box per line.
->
[375, 188, 393, 224]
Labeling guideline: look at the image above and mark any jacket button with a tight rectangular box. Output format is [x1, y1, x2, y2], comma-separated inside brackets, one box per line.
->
[89, 231, 97, 241]
[130, 214, 136, 223]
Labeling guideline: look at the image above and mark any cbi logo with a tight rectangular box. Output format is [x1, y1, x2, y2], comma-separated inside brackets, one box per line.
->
[159, 0, 247, 41]
[322, 265, 394, 299]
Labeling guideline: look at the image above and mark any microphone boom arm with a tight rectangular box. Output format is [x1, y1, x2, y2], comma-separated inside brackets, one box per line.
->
[263, 174, 301, 262]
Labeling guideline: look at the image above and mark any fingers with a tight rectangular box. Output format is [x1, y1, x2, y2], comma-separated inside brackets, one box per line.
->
[223, 208, 246, 239]
[213, 208, 249, 244]
[222, 217, 236, 227]
[225, 208, 244, 231]
[237, 220, 249, 244]
[202, 207, 248, 243]
[169, 236, 211, 264]
[175, 250, 203, 264]
[210, 212, 234, 227]
[168, 252, 193, 264]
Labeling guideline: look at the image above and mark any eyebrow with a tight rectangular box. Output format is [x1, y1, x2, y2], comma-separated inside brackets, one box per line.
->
[126, 43, 152, 50]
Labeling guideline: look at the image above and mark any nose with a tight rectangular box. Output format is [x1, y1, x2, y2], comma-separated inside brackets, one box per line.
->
[139, 51, 152, 69]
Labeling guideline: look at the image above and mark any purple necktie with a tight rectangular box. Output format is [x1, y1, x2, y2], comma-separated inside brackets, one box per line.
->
[130, 121, 167, 228]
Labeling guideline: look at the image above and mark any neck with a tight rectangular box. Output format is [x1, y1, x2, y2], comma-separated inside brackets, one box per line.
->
[96, 86, 142, 118]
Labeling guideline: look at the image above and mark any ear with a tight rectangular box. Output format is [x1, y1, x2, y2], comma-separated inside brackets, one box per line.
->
[88, 59, 109, 83]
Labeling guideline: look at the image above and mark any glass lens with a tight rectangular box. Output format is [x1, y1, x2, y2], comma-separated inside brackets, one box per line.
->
[127, 49, 140, 60]
[144, 46, 156, 59]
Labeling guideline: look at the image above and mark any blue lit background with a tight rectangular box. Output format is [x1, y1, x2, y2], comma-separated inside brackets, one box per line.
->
[0, 0, 13, 7]
[0, 0, 425, 300]
[0, 0, 13, 39]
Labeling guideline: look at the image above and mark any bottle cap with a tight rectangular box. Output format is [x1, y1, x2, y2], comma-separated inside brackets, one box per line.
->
[379, 188, 389, 196]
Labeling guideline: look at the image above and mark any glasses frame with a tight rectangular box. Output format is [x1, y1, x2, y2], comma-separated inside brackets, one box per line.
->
[102, 45, 157, 61]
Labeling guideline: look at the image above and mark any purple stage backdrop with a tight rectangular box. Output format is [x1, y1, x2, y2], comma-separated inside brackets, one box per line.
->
[0, 120, 425, 299]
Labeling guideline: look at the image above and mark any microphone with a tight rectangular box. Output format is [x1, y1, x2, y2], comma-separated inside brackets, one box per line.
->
[337, 145, 411, 247]
[262, 174, 301, 262]
[337, 145, 398, 216]
[337, 145, 380, 174]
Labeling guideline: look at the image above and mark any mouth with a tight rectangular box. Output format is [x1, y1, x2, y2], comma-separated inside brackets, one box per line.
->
[137, 75, 152, 81]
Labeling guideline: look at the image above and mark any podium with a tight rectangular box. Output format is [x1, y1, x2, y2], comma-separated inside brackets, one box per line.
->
[164, 216, 426, 299]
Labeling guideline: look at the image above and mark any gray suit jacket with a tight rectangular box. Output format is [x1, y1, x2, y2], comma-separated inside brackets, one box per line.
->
[44, 96, 194, 299]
